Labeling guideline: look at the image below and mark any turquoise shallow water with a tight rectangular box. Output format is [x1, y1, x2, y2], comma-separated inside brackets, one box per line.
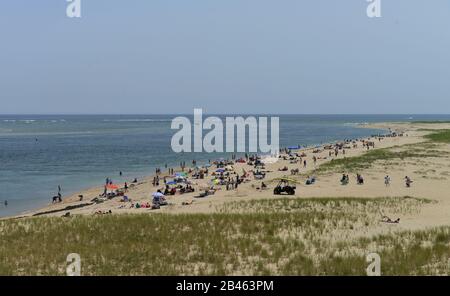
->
[0, 114, 449, 217]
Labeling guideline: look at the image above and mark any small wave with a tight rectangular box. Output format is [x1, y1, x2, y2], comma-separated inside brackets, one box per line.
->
[0, 131, 95, 137]
[2, 120, 16, 122]
[344, 122, 369, 126]
[20, 120, 36, 124]
[102, 119, 172, 122]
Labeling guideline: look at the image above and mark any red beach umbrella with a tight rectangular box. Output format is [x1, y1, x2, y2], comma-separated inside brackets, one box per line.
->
[106, 184, 119, 190]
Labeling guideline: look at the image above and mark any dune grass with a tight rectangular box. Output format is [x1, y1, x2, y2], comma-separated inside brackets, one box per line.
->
[314, 131, 450, 174]
[412, 121, 450, 124]
[425, 129, 450, 144]
[1, 197, 448, 276]
[315, 147, 439, 174]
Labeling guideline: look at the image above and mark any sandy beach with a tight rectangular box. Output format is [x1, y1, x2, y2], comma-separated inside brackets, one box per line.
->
[2, 121, 450, 275]
[11, 121, 450, 234]
[4, 1, 450, 279]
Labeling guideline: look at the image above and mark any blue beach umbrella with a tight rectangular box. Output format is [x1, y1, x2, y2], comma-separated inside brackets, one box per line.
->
[174, 172, 187, 177]
[152, 192, 164, 198]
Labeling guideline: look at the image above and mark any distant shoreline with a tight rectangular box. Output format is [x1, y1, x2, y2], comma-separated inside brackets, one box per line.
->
[2, 118, 449, 219]
[4, 122, 399, 220]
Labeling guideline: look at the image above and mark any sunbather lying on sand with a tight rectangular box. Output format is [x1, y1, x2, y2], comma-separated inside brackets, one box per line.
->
[380, 210, 400, 223]
[94, 210, 112, 215]
[381, 216, 400, 223]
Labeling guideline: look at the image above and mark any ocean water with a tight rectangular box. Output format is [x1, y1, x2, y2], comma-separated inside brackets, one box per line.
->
[0, 114, 449, 217]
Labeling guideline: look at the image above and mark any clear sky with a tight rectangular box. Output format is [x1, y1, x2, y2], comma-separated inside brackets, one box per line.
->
[0, 0, 449, 114]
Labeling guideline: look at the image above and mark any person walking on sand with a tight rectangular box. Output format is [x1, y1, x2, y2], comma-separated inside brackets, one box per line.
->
[405, 176, 413, 188]
[384, 175, 391, 187]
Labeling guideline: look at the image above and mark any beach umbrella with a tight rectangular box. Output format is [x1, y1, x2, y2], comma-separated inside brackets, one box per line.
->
[106, 184, 119, 190]
[216, 168, 225, 173]
[288, 146, 299, 150]
[152, 192, 164, 198]
[166, 181, 177, 185]
[174, 176, 186, 182]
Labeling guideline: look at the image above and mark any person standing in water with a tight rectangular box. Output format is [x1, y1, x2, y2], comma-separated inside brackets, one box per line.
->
[4, 200, 7, 207]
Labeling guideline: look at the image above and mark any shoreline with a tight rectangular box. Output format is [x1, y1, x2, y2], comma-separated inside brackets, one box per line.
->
[4, 120, 450, 275]
[3, 122, 394, 220]
[0, 120, 386, 219]
[4, 120, 449, 221]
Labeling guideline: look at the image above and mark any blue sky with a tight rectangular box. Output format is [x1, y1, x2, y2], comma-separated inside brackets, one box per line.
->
[0, 0, 449, 114]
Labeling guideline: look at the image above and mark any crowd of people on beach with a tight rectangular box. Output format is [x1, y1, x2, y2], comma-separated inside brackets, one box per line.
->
[46, 130, 418, 218]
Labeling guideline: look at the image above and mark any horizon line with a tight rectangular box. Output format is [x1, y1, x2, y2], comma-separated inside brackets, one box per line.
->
[1, 113, 450, 116]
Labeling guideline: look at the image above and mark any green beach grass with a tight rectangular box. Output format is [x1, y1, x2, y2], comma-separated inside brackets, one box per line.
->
[424, 129, 450, 144]
[412, 121, 450, 124]
[314, 147, 442, 174]
[314, 129, 450, 174]
[1, 197, 448, 276]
